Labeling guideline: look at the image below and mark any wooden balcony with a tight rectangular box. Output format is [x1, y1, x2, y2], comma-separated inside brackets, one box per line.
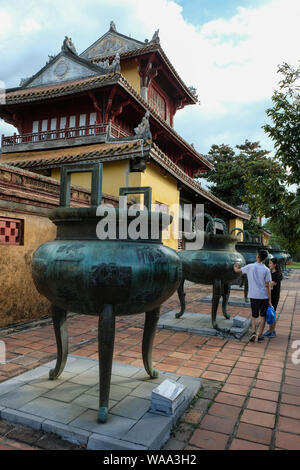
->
[1, 122, 131, 153]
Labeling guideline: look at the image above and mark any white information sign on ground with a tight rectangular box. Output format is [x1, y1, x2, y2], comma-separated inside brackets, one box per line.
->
[151, 379, 186, 416]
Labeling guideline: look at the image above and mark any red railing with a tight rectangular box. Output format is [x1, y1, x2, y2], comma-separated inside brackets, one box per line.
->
[109, 122, 131, 138]
[1, 122, 130, 147]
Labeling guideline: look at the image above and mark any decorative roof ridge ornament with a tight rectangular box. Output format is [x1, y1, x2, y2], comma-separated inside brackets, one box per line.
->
[19, 77, 29, 87]
[47, 54, 56, 64]
[188, 86, 199, 102]
[109, 21, 117, 32]
[131, 111, 152, 172]
[111, 53, 121, 72]
[62, 36, 77, 55]
[97, 53, 121, 74]
[150, 29, 160, 44]
[134, 111, 152, 141]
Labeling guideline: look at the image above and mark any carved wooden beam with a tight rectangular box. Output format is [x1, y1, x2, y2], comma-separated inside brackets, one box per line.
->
[104, 87, 117, 121]
[137, 56, 159, 100]
[111, 99, 131, 118]
[152, 129, 164, 140]
[174, 98, 186, 113]
[88, 92, 102, 114]
[174, 153, 186, 163]
[0, 108, 23, 133]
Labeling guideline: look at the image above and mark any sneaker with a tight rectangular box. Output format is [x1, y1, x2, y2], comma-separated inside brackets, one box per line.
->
[263, 331, 272, 337]
[257, 336, 265, 342]
[249, 332, 256, 342]
[270, 331, 276, 338]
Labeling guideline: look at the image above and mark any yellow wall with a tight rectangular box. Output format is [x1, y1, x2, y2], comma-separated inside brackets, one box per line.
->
[121, 59, 141, 94]
[51, 160, 179, 249]
[0, 210, 56, 327]
[229, 217, 244, 241]
[261, 232, 271, 246]
[51, 161, 141, 199]
[142, 161, 180, 250]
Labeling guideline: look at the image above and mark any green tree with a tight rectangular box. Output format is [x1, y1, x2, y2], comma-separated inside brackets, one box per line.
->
[263, 61, 300, 186]
[204, 143, 242, 207]
[203, 140, 276, 236]
[204, 140, 275, 203]
[245, 61, 300, 254]
[204, 140, 271, 207]
[264, 207, 300, 255]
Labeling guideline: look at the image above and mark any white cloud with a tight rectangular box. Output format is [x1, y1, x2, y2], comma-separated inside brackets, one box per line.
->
[20, 18, 41, 33]
[143, 0, 300, 113]
[0, 9, 12, 38]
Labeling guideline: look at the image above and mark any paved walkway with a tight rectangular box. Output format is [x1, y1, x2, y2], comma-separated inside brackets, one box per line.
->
[0, 271, 299, 450]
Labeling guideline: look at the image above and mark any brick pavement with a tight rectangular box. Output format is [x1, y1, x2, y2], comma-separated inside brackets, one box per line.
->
[0, 270, 299, 450]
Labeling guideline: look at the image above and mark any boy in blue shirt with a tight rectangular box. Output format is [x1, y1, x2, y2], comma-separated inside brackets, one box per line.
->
[234, 249, 272, 342]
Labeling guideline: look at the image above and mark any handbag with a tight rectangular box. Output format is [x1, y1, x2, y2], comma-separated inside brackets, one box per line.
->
[266, 305, 276, 325]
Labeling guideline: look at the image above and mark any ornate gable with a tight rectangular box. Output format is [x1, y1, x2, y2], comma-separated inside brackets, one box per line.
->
[80, 23, 144, 61]
[21, 49, 103, 89]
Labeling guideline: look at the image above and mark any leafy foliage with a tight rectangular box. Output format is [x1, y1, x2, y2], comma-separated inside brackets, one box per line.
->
[263, 61, 300, 185]
[202, 61, 300, 255]
[263, 204, 300, 255]
[202, 139, 299, 252]
[203, 140, 272, 209]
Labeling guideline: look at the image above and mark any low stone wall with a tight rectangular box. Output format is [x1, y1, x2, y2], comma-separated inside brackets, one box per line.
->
[0, 209, 56, 327]
[0, 164, 117, 328]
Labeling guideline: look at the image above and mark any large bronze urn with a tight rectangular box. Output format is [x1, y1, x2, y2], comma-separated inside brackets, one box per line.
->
[176, 215, 245, 329]
[32, 163, 182, 423]
[281, 250, 292, 272]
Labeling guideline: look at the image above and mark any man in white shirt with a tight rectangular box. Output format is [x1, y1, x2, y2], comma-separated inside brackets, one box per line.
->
[234, 249, 272, 342]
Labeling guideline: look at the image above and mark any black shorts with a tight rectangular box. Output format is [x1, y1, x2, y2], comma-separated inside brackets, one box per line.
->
[250, 298, 269, 318]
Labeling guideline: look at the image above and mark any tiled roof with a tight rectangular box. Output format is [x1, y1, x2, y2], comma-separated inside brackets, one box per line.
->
[0, 140, 151, 170]
[116, 76, 213, 171]
[20, 49, 104, 89]
[150, 143, 251, 221]
[5, 45, 197, 107]
[0, 140, 250, 219]
[4, 73, 119, 104]
[91, 42, 197, 104]
[3, 72, 212, 171]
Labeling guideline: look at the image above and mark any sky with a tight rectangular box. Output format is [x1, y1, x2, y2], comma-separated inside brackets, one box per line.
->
[0, 0, 299, 158]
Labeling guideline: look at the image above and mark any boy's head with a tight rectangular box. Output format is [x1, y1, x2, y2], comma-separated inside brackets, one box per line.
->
[256, 249, 268, 263]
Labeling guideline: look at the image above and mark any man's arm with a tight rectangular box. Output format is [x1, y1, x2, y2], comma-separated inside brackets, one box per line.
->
[233, 262, 243, 273]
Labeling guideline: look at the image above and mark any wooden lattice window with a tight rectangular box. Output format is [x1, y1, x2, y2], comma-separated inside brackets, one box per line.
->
[0, 217, 24, 246]
[149, 86, 167, 120]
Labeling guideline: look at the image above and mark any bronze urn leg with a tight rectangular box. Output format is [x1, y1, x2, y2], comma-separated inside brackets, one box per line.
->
[212, 279, 222, 329]
[142, 308, 160, 378]
[98, 304, 115, 423]
[49, 305, 68, 380]
[175, 279, 186, 318]
[222, 282, 231, 319]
